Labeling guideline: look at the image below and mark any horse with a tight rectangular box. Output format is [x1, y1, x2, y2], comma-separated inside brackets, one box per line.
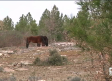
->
[26, 36, 46, 48]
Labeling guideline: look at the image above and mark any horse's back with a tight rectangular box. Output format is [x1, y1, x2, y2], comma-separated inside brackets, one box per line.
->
[27, 36, 42, 43]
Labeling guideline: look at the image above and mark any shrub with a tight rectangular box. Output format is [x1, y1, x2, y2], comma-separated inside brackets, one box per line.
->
[47, 49, 68, 66]
[33, 57, 41, 65]
[0, 31, 23, 47]
[0, 67, 4, 72]
[49, 49, 58, 56]
[9, 75, 16, 81]
[70, 77, 85, 81]
[33, 49, 68, 66]
[71, 77, 81, 81]
[47, 53, 63, 66]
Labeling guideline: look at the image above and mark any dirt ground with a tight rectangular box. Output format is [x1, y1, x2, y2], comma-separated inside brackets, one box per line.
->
[0, 42, 104, 81]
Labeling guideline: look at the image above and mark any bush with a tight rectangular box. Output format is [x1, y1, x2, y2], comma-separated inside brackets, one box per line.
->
[9, 75, 16, 81]
[71, 77, 81, 81]
[47, 53, 63, 66]
[0, 31, 23, 47]
[0, 67, 4, 72]
[33, 57, 41, 65]
[70, 77, 85, 81]
[48, 49, 68, 66]
[33, 49, 68, 66]
[0, 75, 16, 81]
[49, 49, 58, 56]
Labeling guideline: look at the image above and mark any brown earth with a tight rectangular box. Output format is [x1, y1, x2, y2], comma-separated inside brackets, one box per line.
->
[0, 42, 104, 81]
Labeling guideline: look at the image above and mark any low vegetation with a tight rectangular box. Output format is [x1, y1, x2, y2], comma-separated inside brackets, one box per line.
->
[0, 67, 4, 72]
[33, 49, 68, 66]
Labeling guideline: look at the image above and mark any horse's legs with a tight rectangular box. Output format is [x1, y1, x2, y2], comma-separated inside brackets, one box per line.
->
[42, 43, 45, 46]
[37, 43, 40, 47]
[26, 43, 29, 48]
[26, 39, 29, 48]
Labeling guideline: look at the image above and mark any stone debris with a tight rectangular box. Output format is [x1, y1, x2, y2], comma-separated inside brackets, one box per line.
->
[61, 55, 67, 57]
[15, 68, 28, 71]
[53, 42, 75, 47]
[0, 64, 3, 66]
[4, 67, 15, 72]
[12, 61, 32, 67]
[38, 80, 46, 81]
[20, 60, 32, 65]
[0, 50, 14, 54]
[0, 53, 3, 56]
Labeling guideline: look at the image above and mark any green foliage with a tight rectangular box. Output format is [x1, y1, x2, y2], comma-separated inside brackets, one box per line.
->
[0, 67, 4, 72]
[33, 57, 41, 65]
[66, 1, 112, 80]
[3, 16, 14, 30]
[30, 20, 39, 35]
[15, 14, 28, 33]
[70, 77, 81, 81]
[9, 74, 16, 81]
[15, 12, 38, 35]
[49, 49, 58, 56]
[47, 52, 63, 66]
[33, 49, 68, 66]
[71, 0, 112, 52]
[47, 49, 68, 66]
[38, 5, 64, 42]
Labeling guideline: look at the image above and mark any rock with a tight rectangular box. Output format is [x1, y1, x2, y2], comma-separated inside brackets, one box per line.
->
[15, 68, 28, 71]
[0, 50, 14, 54]
[20, 60, 32, 65]
[0, 53, 3, 56]
[4, 67, 15, 72]
[38, 80, 46, 81]
[0, 64, 3, 66]
[7, 51, 14, 54]
[61, 55, 67, 57]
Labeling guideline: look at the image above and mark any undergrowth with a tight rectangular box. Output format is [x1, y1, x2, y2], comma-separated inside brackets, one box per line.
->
[33, 49, 68, 66]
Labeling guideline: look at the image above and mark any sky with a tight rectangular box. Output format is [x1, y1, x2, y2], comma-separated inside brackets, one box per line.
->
[0, 1, 80, 25]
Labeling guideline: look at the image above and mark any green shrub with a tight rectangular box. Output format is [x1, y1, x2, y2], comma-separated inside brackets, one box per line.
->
[33, 49, 68, 66]
[33, 57, 41, 65]
[70, 77, 85, 81]
[0, 67, 4, 72]
[48, 49, 68, 66]
[71, 77, 81, 81]
[49, 49, 58, 56]
[9, 75, 16, 81]
[47, 53, 63, 66]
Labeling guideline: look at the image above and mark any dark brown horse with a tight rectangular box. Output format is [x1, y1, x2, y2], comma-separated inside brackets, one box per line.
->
[26, 36, 46, 48]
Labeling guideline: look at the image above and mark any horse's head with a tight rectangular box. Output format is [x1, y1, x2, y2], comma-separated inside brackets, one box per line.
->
[42, 36, 48, 46]
[41, 36, 46, 46]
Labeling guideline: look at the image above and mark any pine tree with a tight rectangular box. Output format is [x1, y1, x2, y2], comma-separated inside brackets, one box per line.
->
[15, 13, 38, 35]
[39, 5, 64, 41]
[3, 16, 14, 30]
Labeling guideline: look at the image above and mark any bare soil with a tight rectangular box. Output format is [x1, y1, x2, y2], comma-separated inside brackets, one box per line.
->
[0, 42, 103, 81]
